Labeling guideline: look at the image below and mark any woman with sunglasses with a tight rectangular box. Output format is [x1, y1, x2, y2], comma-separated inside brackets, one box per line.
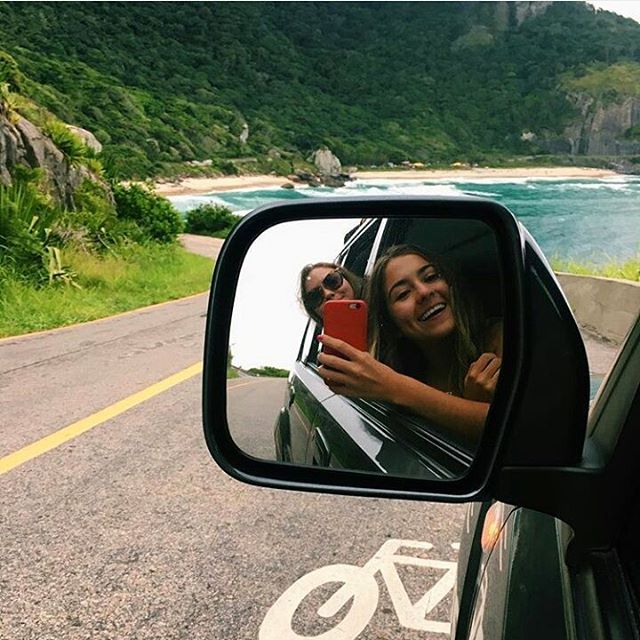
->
[316, 245, 502, 448]
[299, 263, 362, 323]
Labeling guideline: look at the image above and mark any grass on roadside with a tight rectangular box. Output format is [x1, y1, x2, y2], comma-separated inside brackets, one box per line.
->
[0, 243, 214, 337]
[551, 255, 640, 282]
[247, 366, 290, 378]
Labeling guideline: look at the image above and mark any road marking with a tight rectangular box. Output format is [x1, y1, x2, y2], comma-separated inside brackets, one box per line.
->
[228, 378, 281, 390]
[0, 362, 203, 476]
[260, 539, 457, 639]
[1, 368, 277, 476]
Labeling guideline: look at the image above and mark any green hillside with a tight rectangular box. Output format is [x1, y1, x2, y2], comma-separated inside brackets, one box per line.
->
[1, 1, 640, 178]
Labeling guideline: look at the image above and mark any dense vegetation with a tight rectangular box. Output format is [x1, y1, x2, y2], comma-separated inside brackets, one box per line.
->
[184, 204, 240, 239]
[552, 256, 640, 282]
[1, 2, 640, 178]
[0, 163, 200, 337]
[248, 366, 290, 378]
[0, 167, 183, 287]
[0, 243, 213, 337]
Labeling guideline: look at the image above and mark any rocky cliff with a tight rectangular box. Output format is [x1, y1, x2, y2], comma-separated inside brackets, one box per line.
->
[563, 93, 640, 156]
[0, 103, 96, 208]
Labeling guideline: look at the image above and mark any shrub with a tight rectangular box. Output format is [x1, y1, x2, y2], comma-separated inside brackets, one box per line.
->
[248, 366, 290, 378]
[0, 175, 62, 282]
[82, 156, 106, 178]
[41, 119, 88, 165]
[56, 179, 118, 249]
[185, 203, 239, 238]
[102, 145, 153, 180]
[210, 158, 239, 175]
[113, 183, 183, 243]
[0, 51, 22, 90]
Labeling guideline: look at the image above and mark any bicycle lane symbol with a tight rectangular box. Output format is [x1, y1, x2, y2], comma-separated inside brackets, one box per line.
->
[259, 539, 457, 640]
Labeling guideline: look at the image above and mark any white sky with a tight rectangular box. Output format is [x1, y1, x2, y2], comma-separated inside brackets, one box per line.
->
[588, 1, 640, 23]
[230, 218, 357, 370]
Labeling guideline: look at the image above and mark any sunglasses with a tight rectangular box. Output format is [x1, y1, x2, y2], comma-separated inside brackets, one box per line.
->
[304, 269, 345, 310]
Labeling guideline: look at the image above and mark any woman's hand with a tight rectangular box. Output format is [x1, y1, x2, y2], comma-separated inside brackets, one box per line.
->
[316, 334, 397, 401]
[463, 353, 501, 402]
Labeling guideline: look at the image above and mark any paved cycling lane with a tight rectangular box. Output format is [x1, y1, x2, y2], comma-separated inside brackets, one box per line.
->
[1, 293, 465, 640]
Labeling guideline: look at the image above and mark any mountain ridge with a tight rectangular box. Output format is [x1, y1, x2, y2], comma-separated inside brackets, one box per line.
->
[1, 2, 640, 178]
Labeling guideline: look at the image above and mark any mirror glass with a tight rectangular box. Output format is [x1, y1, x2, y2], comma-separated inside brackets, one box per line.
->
[227, 215, 504, 480]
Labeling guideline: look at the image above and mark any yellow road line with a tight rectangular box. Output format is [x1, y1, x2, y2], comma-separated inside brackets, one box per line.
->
[1, 368, 275, 476]
[1, 361, 204, 476]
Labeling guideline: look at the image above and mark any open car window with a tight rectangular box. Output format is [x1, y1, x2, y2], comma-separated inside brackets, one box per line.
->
[296, 216, 497, 472]
[334, 216, 503, 460]
[379, 217, 504, 320]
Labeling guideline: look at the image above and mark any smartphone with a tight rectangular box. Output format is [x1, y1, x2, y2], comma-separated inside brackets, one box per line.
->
[322, 300, 368, 357]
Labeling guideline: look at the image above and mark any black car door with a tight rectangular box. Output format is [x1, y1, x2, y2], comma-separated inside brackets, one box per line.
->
[286, 320, 333, 463]
[456, 311, 640, 639]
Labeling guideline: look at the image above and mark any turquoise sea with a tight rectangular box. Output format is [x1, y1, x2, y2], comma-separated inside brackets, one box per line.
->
[169, 176, 640, 264]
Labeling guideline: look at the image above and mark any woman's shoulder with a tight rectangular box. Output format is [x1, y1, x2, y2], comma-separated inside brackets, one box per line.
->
[483, 318, 503, 357]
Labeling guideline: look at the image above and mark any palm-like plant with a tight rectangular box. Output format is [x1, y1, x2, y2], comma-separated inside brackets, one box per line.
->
[0, 179, 72, 284]
[41, 119, 88, 166]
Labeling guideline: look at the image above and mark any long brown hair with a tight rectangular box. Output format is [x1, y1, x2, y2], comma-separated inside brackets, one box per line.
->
[367, 245, 482, 395]
[298, 262, 362, 324]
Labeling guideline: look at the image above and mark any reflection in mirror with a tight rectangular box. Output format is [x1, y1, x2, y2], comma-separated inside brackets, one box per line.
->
[227, 216, 504, 481]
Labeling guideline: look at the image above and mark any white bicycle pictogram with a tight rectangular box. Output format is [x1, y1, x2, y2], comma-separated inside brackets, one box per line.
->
[259, 538, 457, 640]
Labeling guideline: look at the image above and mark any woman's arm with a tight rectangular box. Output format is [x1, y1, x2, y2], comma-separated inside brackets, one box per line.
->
[317, 334, 488, 448]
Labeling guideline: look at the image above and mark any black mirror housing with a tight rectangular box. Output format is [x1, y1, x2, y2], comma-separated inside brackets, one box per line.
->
[202, 197, 589, 504]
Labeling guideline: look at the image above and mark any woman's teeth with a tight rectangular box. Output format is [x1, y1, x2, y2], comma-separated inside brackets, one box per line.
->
[419, 303, 445, 321]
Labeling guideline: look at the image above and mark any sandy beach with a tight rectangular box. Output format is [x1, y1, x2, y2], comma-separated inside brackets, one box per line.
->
[154, 166, 619, 197]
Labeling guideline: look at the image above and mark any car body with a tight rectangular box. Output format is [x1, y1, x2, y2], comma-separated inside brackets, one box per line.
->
[203, 197, 640, 639]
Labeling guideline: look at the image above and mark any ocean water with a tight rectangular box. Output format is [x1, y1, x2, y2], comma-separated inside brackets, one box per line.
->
[170, 176, 640, 263]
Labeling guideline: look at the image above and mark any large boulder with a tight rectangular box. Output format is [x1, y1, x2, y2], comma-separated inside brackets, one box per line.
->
[67, 125, 102, 153]
[542, 94, 640, 156]
[536, 92, 640, 159]
[568, 94, 640, 155]
[310, 147, 342, 176]
[239, 123, 249, 144]
[514, 1, 553, 26]
[0, 113, 105, 207]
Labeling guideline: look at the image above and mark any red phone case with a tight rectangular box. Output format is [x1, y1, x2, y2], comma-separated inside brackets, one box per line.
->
[323, 300, 368, 357]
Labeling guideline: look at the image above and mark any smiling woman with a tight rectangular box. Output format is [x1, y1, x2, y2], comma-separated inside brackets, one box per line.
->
[317, 244, 503, 448]
[299, 263, 362, 323]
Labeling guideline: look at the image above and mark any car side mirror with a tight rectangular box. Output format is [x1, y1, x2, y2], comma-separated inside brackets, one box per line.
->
[202, 197, 589, 503]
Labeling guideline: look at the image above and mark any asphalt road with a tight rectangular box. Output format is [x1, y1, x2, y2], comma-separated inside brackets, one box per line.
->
[1, 291, 465, 640]
[0, 233, 622, 639]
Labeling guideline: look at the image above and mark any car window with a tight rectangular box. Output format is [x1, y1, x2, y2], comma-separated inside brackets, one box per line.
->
[349, 216, 503, 456]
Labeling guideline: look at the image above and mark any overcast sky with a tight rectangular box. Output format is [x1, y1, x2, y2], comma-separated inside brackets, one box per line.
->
[588, 1, 640, 23]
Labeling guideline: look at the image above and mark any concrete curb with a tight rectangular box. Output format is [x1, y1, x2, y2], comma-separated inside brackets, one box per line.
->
[557, 272, 640, 345]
